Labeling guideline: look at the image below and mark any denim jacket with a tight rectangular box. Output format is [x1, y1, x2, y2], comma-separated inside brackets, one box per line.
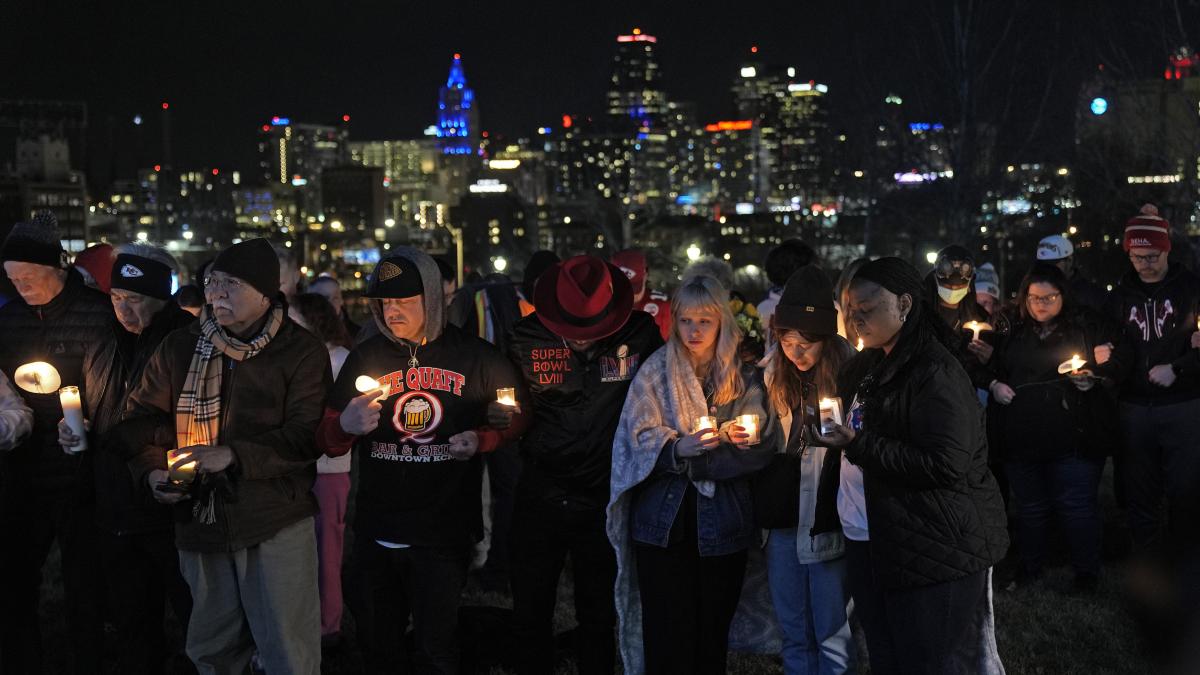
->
[630, 364, 779, 556]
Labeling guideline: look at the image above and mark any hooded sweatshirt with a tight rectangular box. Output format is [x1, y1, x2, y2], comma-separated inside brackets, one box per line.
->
[316, 247, 528, 547]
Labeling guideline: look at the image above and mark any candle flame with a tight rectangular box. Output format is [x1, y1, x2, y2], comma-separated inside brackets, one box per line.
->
[856, 338, 864, 351]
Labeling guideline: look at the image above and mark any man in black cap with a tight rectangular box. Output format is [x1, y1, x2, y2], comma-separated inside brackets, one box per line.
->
[499, 255, 664, 675]
[59, 243, 196, 673]
[316, 247, 527, 673]
[0, 212, 113, 674]
[113, 237, 331, 675]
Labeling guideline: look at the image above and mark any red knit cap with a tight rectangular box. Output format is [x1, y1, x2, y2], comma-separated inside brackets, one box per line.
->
[1123, 203, 1171, 252]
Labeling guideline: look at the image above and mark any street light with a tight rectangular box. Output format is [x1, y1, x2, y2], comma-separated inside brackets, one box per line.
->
[686, 244, 702, 261]
[494, 256, 508, 272]
[925, 251, 938, 264]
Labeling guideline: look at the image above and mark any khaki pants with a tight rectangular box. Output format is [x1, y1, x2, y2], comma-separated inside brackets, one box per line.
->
[179, 517, 320, 675]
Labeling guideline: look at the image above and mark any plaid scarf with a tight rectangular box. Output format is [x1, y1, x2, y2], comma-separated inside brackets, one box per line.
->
[176, 303, 284, 523]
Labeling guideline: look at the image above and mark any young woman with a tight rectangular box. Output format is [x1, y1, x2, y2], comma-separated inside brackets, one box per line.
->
[609, 274, 780, 675]
[758, 265, 856, 674]
[984, 263, 1117, 591]
[822, 257, 1009, 674]
[288, 292, 353, 645]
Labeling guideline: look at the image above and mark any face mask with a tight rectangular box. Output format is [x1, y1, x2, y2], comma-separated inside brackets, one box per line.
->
[937, 285, 970, 305]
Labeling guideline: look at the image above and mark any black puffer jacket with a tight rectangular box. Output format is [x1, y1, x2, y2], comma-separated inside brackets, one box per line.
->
[112, 314, 331, 553]
[84, 304, 195, 535]
[0, 268, 114, 493]
[837, 326, 1009, 590]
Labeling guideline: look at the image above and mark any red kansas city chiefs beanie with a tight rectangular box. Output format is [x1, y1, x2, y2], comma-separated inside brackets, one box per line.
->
[1123, 203, 1171, 252]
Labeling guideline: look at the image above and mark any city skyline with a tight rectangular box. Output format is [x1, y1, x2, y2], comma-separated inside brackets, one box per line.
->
[3, 1, 1194, 186]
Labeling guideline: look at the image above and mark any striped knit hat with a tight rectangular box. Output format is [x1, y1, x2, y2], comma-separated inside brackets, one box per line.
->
[1123, 203, 1171, 252]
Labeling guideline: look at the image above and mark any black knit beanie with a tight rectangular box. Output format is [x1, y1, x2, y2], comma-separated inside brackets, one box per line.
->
[773, 265, 838, 336]
[853, 257, 926, 302]
[209, 239, 280, 299]
[1, 211, 66, 268]
[111, 253, 173, 300]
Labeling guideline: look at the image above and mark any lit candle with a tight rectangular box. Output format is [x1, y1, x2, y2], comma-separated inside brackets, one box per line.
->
[818, 398, 843, 436]
[694, 415, 718, 435]
[856, 337, 865, 352]
[13, 361, 61, 394]
[736, 414, 760, 445]
[354, 375, 391, 400]
[496, 387, 517, 407]
[1058, 354, 1088, 375]
[167, 449, 198, 484]
[58, 386, 88, 453]
[964, 321, 993, 343]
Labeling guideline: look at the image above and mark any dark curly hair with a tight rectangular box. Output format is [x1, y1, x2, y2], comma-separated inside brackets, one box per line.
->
[291, 293, 351, 348]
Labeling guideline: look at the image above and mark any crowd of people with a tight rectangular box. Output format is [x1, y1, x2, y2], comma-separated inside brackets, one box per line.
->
[0, 203, 1197, 675]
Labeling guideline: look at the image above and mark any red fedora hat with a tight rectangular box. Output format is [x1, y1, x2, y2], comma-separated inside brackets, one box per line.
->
[534, 255, 634, 341]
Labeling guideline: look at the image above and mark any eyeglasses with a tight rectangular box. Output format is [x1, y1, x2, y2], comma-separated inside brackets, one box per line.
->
[1129, 252, 1162, 264]
[203, 275, 246, 293]
[1026, 292, 1062, 306]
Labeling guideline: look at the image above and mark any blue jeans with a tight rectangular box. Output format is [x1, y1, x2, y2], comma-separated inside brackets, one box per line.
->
[766, 528, 854, 675]
[1005, 456, 1102, 575]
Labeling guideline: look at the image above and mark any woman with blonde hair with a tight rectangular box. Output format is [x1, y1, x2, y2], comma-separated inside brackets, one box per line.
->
[609, 274, 780, 675]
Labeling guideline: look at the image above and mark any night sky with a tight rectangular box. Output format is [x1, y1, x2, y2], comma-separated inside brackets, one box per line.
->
[2, 0, 1194, 187]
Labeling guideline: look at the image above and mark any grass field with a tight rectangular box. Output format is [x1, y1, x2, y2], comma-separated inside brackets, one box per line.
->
[33, 463, 1162, 674]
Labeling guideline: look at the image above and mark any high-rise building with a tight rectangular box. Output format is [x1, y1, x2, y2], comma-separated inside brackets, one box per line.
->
[350, 139, 439, 228]
[607, 29, 669, 129]
[257, 118, 348, 188]
[436, 53, 479, 156]
[701, 120, 757, 214]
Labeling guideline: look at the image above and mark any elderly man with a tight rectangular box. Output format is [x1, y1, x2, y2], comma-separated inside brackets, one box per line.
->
[61, 244, 196, 673]
[501, 255, 664, 675]
[317, 248, 527, 672]
[113, 238, 331, 675]
[0, 212, 114, 674]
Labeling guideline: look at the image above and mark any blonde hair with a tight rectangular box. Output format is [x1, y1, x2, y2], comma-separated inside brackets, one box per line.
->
[669, 275, 744, 405]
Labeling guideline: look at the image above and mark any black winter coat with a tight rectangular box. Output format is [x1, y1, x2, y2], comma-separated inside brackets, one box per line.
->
[1101, 265, 1200, 405]
[84, 304, 195, 535]
[982, 308, 1119, 462]
[837, 325, 1009, 590]
[112, 316, 331, 553]
[0, 269, 114, 494]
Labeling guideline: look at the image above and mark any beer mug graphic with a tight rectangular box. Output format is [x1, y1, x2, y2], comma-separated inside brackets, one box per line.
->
[392, 392, 443, 444]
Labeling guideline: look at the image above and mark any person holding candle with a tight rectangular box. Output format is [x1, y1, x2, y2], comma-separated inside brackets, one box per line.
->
[0, 211, 114, 674]
[609, 274, 779, 675]
[1036, 234, 1108, 313]
[113, 238, 332, 675]
[314, 248, 528, 673]
[65, 243, 197, 673]
[819, 256, 1009, 674]
[981, 263, 1117, 592]
[925, 245, 995, 365]
[499, 254, 663, 675]
[755, 265, 857, 675]
[288, 292, 354, 648]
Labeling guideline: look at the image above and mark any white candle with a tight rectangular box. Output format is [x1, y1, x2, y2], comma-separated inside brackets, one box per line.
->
[496, 387, 517, 407]
[14, 361, 61, 394]
[818, 398, 843, 436]
[694, 415, 718, 435]
[355, 375, 391, 400]
[167, 449, 198, 483]
[736, 414, 760, 445]
[58, 386, 88, 453]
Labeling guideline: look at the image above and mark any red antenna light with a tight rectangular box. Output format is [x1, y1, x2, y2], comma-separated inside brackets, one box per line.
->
[211, 168, 219, 176]
[262, 125, 270, 131]
[161, 102, 169, 110]
[562, 114, 573, 128]
[482, 130, 489, 138]
[454, 52, 461, 59]
[153, 164, 161, 172]
[342, 114, 350, 122]
[751, 45, 758, 54]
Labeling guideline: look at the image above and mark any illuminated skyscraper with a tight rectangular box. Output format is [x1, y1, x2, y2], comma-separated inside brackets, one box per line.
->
[436, 53, 479, 156]
[607, 29, 669, 129]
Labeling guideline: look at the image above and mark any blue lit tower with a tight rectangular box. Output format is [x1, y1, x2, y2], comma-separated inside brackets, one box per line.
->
[436, 53, 479, 156]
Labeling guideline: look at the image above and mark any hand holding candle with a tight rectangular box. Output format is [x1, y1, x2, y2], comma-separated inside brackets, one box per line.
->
[58, 386, 87, 453]
[1057, 354, 1089, 376]
[818, 398, 843, 436]
[694, 415, 718, 435]
[354, 375, 391, 401]
[167, 449, 198, 484]
[964, 321, 993, 343]
[734, 414, 760, 447]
